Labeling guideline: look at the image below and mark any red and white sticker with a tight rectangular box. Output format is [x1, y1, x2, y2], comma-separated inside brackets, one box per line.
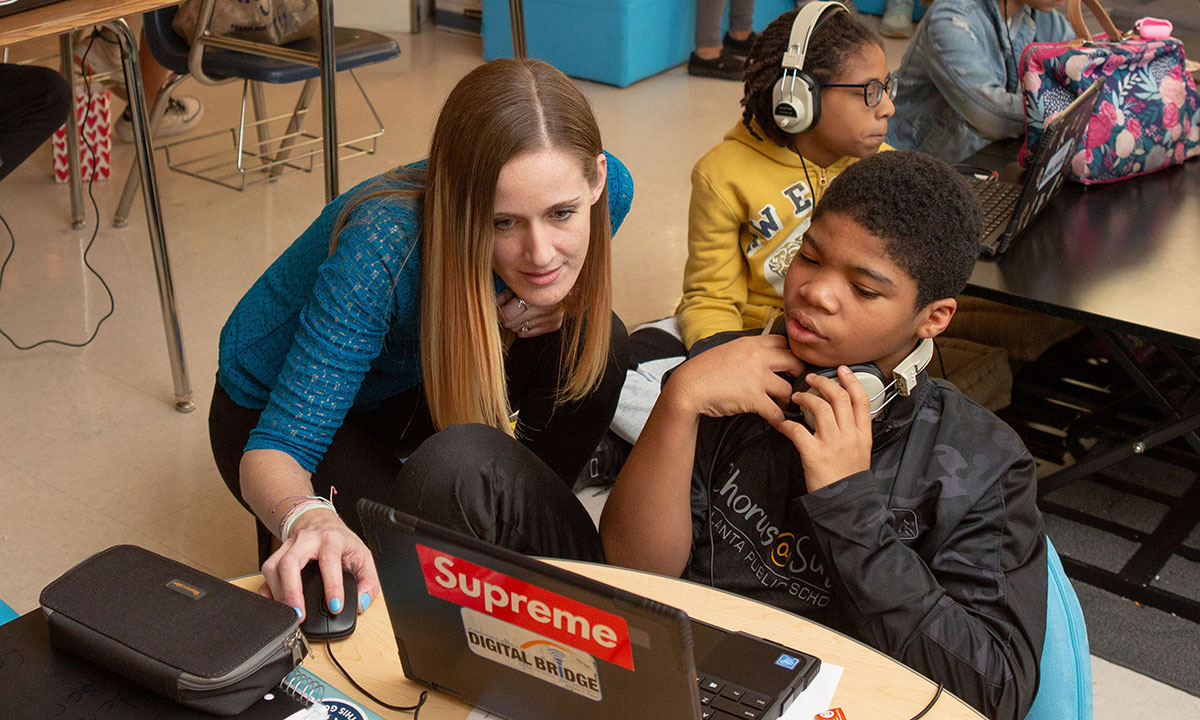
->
[416, 544, 634, 671]
[462, 608, 603, 701]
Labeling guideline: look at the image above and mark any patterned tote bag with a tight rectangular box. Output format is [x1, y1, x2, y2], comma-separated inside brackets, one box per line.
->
[1019, 0, 1200, 184]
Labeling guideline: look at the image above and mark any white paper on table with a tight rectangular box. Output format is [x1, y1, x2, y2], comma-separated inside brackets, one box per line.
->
[780, 662, 845, 720]
[464, 663, 844, 720]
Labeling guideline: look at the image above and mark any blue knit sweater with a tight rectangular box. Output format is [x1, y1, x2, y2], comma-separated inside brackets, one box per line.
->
[217, 153, 633, 472]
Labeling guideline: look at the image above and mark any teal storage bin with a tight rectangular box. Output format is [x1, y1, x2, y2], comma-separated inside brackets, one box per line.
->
[483, 0, 694, 88]
[481, 0, 803, 88]
[853, 0, 928, 21]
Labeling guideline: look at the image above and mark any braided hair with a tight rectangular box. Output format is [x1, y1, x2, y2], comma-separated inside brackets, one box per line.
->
[741, 5, 880, 147]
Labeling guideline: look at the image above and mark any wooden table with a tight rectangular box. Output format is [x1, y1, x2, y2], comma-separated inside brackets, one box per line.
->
[234, 562, 984, 719]
[1, 0, 194, 411]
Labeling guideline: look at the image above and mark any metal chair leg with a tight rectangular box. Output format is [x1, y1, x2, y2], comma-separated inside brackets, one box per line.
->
[249, 80, 273, 168]
[317, 0, 338, 201]
[113, 75, 187, 228]
[269, 77, 317, 177]
[59, 34, 86, 230]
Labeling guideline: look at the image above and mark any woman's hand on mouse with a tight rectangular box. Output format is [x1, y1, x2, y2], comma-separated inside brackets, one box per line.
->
[496, 289, 564, 338]
[258, 509, 379, 619]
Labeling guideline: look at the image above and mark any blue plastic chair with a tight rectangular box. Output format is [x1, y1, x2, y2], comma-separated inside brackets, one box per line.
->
[141, 6, 400, 86]
[0, 598, 18, 626]
[115, 5, 401, 221]
[1025, 537, 1092, 720]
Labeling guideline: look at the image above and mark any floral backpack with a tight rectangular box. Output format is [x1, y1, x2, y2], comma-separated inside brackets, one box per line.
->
[1018, 0, 1200, 184]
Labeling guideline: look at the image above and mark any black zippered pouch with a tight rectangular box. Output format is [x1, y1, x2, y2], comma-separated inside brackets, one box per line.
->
[40, 544, 305, 716]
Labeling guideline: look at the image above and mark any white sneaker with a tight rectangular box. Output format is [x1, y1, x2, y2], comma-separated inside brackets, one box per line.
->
[879, 0, 915, 39]
[116, 96, 204, 143]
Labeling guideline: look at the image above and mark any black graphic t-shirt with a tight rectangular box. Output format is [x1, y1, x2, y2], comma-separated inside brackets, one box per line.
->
[684, 413, 840, 625]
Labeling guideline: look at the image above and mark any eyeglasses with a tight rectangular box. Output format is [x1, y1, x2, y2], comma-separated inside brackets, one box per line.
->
[819, 74, 899, 107]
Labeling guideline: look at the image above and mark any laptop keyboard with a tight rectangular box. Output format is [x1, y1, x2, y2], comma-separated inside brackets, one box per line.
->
[697, 673, 774, 719]
[968, 175, 1021, 241]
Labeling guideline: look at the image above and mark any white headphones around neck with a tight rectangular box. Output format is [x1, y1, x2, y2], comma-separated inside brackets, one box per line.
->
[772, 1, 849, 134]
[773, 312, 935, 422]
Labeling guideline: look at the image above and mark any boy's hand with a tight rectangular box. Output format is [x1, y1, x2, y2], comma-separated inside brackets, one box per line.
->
[666, 335, 804, 425]
[774, 366, 873, 491]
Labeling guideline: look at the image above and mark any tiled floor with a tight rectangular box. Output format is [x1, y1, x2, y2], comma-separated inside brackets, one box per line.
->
[1, 18, 1197, 717]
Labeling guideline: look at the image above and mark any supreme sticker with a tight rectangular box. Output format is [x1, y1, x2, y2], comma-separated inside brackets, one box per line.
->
[416, 544, 634, 670]
[462, 608, 603, 701]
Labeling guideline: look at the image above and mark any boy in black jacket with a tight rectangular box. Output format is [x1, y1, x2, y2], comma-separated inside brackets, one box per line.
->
[600, 151, 1047, 720]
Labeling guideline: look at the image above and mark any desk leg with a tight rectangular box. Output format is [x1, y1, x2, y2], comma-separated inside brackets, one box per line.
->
[508, 0, 527, 59]
[58, 34, 86, 230]
[1039, 407, 1200, 496]
[103, 19, 194, 414]
[1096, 331, 1200, 455]
[317, 0, 338, 203]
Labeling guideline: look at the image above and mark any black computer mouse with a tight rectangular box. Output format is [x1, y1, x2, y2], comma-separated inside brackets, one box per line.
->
[299, 563, 357, 640]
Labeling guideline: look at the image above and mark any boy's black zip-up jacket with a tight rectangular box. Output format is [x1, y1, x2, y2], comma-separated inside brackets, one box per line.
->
[683, 332, 1047, 720]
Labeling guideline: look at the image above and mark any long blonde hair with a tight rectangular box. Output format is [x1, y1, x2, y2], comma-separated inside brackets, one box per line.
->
[334, 59, 613, 434]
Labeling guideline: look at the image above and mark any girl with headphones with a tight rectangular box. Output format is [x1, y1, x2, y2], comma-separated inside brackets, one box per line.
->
[587, 4, 895, 482]
[679, 2, 896, 350]
[886, 0, 1074, 164]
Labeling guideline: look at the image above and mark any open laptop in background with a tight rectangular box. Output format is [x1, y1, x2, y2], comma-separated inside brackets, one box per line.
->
[358, 499, 822, 720]
[0, 0, 71, 19]
[968, 78, 1105, 257]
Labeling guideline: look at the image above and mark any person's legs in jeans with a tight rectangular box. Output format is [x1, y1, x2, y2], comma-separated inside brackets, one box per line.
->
[390, 424, 605, 561]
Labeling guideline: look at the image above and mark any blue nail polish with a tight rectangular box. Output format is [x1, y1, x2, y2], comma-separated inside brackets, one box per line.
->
[360, 592, 371, 611]
[329, 597, 343, 613]
[293, 606, 303, 617]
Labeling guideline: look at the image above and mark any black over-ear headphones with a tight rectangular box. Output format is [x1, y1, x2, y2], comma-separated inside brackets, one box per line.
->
[772, 1, 849, 134]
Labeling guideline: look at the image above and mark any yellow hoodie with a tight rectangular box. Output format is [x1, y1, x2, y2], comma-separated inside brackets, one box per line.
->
[677, 120, 889, 349]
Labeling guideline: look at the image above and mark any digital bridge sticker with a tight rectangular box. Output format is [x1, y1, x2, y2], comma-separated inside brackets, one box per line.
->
[416, 544, 634, 671]
[462, 608, 604, 701]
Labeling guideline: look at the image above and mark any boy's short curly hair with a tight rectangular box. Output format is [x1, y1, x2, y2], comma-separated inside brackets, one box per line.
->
[742, 4, 878, 147]
[813, 151, 983, 309]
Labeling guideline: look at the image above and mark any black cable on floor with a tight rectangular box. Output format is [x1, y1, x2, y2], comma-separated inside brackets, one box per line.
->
[0, 30, 115, 351]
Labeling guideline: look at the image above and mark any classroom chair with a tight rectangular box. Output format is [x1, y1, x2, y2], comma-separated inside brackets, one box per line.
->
[113, 2, 401, 224]
[1025, 537, 1093, 720]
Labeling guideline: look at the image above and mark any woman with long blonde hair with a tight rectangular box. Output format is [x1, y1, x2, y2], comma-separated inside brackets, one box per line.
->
[209, 59, 632, 619]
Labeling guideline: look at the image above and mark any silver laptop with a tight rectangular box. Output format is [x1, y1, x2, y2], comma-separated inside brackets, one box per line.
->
[970, 78, 1105, 256]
